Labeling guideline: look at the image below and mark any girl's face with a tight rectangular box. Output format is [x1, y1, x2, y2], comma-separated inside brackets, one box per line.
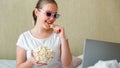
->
[37, 3, 58, 29]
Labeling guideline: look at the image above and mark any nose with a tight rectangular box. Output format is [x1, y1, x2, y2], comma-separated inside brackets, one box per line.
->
[49, 16, 56, 21]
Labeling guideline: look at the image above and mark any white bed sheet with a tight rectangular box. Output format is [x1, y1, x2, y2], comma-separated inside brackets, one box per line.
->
[0, 60, 82, 68]
[0, 57, 82, 68]
[0, 60, 16, 68]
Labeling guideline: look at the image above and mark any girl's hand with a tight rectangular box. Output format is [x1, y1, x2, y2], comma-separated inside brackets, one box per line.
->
[30, 50, 47, 66]
[51, 24, 66, 39]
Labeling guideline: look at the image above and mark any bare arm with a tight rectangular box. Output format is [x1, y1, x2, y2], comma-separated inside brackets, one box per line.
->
[52, 24, 72, 67]
[60, 38, 72, 67]
[16, 46, 33, 68]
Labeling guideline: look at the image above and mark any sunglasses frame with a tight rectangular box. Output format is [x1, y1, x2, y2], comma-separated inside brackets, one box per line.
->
[39, 9, 60, 19]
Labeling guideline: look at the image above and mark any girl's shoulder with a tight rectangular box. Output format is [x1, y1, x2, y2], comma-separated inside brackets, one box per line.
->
[18, 30, 31, 40]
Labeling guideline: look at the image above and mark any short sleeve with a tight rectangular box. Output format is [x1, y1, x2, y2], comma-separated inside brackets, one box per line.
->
[16, 33, 26, 50]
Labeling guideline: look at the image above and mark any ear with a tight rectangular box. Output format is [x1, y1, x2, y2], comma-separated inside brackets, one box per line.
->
[34, 8, 40, 16]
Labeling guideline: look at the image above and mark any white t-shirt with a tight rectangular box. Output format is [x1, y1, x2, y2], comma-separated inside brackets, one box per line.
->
[16, 31, 62, 68]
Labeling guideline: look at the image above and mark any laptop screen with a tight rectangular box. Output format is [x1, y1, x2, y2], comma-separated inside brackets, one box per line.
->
[82, 39, 120, 68]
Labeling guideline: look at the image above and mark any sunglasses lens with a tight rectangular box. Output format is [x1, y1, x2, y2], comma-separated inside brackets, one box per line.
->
[54, 14, 57, 18]
[46, 12, 51, 17]
[54, 14, 60, 18]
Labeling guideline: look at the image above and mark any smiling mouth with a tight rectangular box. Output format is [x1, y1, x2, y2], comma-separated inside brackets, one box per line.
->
[45, 20, 53, 28]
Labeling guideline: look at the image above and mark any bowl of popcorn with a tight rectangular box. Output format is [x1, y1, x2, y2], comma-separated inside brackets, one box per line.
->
[33, 46, 55, 64]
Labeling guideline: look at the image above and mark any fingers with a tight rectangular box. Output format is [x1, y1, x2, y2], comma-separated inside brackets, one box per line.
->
[34, 62, 47, 66]
[30, 56, 47, 66]
[51, 24, 62, 34]
[31, 50, 37, 63]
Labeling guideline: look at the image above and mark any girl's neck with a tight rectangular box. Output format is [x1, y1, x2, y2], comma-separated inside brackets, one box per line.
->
[30, 26, 53, 39]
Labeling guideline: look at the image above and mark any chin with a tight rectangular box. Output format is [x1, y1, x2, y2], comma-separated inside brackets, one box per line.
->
[44, 26, 50, 30]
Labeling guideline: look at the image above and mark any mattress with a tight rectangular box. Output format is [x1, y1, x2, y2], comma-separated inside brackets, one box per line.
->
[0, 55, 82, 68]
[0, 60, 16, 68]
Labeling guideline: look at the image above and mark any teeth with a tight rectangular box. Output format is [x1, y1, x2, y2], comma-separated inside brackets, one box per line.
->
[50, 24, 54, 28]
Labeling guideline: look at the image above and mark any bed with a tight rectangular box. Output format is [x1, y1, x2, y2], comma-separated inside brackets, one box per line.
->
[0, 60, 16, 68]
[0, 55, 82, 68]
[0, 60, 82, 68]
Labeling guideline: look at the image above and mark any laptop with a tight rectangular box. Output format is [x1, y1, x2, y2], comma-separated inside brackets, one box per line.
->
[82, 39, 120, 68]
